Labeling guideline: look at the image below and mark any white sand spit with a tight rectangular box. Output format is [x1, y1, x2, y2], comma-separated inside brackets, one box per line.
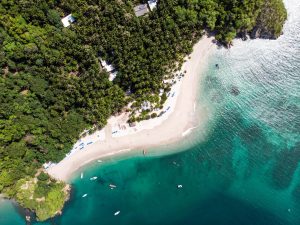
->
[47, 36, 216, 181]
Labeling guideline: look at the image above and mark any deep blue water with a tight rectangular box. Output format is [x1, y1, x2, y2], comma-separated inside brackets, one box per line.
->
[0, 0, 299, 224]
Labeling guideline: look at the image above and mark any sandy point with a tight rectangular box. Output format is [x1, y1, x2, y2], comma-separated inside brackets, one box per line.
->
[47, 35, 217, 181]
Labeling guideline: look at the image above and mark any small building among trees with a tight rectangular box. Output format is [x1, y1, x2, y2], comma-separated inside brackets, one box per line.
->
[134, 1, 158, 17]
[148, 0, 158, 11]
[99, 58, 117, 81]
[61, 14, 75, 27]
[134, 4, 149, 17]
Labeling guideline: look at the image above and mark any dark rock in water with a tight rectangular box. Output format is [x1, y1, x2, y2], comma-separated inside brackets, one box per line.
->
[249, 0, 287, 40]
[230, 86, 240, 96]
[241, 35, 248, 41]
[26, 215, 31, 224]
[250, 26, 277, 40]
[13, 204, 35, 225]
[250, 27, 261, 39]
[237, 31, 248, 41]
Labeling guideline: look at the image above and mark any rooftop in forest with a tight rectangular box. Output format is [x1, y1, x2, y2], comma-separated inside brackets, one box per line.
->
[99, 58, 117, 81]
[148, 0, 158, 11]
[134, 4, 149, 17]
[61, 14, 75, 27]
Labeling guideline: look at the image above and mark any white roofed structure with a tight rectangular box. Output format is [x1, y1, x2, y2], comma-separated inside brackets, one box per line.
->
[134, 4, 149, 17]
[109, 71, 118, 81]
[99, 58, 117, 81]
[61, 14, 75, 27]
[148, 0, 158, 11]
[100, 59, 115, 73]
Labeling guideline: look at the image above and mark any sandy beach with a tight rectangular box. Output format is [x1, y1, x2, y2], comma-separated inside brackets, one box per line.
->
[47, 35, 216, 181]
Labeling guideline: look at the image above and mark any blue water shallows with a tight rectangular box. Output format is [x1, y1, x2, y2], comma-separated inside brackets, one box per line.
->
[1, 0, 300, 224]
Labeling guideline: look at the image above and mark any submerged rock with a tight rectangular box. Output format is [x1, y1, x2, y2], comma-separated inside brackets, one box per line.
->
[230, 86, 240, 96]
[250, 27, 262, 39]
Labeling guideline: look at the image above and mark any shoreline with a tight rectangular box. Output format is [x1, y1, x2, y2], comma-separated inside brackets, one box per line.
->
[47, 35, 216, 181]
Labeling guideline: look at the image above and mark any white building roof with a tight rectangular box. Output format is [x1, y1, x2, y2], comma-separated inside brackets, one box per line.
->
[134, 4, 149, 17]
[148, 0, 158, 11]
[109, 71, 118, 81]
[61, 14, 75, 27]
[100, 59, 115, 73]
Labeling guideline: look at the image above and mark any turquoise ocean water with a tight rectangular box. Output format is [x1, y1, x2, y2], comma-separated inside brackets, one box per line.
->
[1, 0, 299, 224]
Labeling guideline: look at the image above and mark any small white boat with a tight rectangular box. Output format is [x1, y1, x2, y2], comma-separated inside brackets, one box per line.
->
[177, 184, 183, 188]
[82, 194, 88, 198]
[80, 173, 83, 179]
[97, 159, 102, 163]
[114, 211, 120, 216]
[109, 184, 117, 188]
[90, 176, 97, 181]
